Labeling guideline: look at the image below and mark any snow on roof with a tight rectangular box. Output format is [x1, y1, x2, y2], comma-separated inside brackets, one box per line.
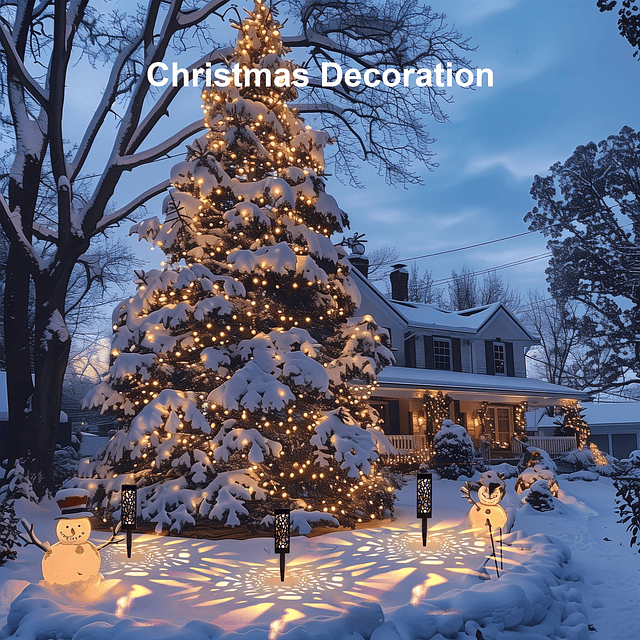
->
[390, 300, 502, 333]
[350, 265, 535, 339]
[582, 402, 640, 425]
[377, 366, 589, 400]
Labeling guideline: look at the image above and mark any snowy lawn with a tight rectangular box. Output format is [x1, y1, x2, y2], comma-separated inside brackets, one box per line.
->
[1, 474, 638, 639]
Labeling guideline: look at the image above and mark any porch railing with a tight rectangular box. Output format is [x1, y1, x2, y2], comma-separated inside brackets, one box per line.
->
[512, 436, 577, 457]
[387, 434, 428, 454]
[387, 434, 577, 459]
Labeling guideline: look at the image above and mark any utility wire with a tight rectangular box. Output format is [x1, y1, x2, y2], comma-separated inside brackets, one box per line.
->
[397, 230, 536, 263]
[429, 252, 551, 288]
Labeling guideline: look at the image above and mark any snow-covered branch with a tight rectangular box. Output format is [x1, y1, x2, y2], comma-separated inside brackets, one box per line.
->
[0, 24, 49, 106]
[0, 194, 46, 272]
[94, 179, 171, 235]
[176, 0, 230, 28]
[117, 120, 203, 169]
[126, 47, 233, 155]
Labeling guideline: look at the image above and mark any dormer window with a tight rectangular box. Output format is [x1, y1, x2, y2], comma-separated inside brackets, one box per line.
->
[433, 338, 452, 370]
[493, 342, 506, 375]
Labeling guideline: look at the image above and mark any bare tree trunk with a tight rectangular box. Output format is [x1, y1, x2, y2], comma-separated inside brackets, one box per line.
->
[3, 164, 40, 470]
[28, 278, 72, 490]
[3, 244, 34, 464]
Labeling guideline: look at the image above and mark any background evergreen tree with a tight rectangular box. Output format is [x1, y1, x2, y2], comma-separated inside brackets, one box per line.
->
[81, 0, 394, 534]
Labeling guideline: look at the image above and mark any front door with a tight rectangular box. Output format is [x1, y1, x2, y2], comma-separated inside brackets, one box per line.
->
[486, 405, 512, 448]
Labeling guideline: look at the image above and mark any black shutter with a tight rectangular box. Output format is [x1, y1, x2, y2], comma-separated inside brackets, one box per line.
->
[388, 400, 400, 435]
[424, 335, 434, 369]
[404, 335, 416, 368]
[452, 338, 462, 372]
[484, 340, 495, 375]
[506, 342, 515, 377]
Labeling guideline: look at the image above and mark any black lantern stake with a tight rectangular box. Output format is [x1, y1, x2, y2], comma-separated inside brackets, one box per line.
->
[274, 508, 290, 582]
[120, 484, 137, 558]
[417, 472, 432, 547]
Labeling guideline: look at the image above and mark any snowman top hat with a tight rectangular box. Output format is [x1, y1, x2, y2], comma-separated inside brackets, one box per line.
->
[54, 488, 94, 519]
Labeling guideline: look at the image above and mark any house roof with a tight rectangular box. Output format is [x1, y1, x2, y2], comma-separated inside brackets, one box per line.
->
[582, 402, 640, 425]
[376, 366, 590, 403]
[350, 264, 536, 340]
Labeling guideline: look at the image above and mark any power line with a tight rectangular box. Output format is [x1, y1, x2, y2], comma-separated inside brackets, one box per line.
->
[397, 230, 536, 263]
[430, 252, 551, 288]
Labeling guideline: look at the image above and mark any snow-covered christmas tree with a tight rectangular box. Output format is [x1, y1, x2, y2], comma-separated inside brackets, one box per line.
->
[80, 0, 395, 534]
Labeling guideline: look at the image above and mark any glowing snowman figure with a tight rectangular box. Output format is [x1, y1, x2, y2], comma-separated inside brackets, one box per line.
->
[41, 489, 102, 586]
[461, 470, 508, 536]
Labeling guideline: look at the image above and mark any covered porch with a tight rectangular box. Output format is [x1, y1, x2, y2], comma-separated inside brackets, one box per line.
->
[371, 366, 589, 460]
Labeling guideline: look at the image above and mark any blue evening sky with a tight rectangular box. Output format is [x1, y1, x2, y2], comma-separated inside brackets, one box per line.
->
[327, 0, 639, 296]
[69, 0, 638, 301]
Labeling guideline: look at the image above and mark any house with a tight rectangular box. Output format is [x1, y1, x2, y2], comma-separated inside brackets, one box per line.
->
[529, 402, 640, 460]
[349, 259, 590, 458]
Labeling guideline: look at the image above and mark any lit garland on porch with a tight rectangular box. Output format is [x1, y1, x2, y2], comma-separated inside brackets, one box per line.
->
[422, 391, 452, 435]
[514, 401, 528, 437]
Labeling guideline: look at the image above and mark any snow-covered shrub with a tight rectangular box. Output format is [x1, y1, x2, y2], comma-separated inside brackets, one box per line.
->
[515, 466, 559, 497]
[490, 463, 519, 479]
[521, 479, 555, 512]
[53, 445, 81, 488]
[432, 420, 476, 480]
[618, 450, 640, 478]
[561, 444, 619, 476]
[0, 460, 37, 502]
[614, 478, 640, 550]
[567, 470, 599, 481]
[517, 446, 557, 474]
[0, 499, 20, 565]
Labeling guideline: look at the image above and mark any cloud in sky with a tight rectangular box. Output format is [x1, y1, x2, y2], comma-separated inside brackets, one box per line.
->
[465, 149, 558, 181]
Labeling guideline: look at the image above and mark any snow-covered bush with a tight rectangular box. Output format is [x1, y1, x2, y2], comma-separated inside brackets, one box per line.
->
[517, 446, 557, 474]
[0, 460, 37, 503]
[53, 445, 81, 488]
[0, 499, 20, 565]
[432, 420, 476, 480]
[515, 466, 559, 497]
[614, 478, 640, 550]
[490, 463, 519, 479]
[618, 450, 640, 478]
[560, 444, 619, 476]
[521, 479, 555, 512]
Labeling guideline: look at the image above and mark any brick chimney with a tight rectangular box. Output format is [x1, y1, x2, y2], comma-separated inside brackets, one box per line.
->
[390, 263, 409, 301]
[349, 253, 369, 278]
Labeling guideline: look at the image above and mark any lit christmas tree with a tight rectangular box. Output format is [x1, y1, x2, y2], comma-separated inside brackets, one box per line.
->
[81, 0, 395, 534]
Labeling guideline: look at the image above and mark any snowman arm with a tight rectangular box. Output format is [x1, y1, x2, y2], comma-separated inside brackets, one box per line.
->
[18, 519, 51, 552]
[97, 521, 124, 550]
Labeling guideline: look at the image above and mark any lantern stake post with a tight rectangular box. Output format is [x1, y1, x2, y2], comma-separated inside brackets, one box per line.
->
[417, 472, 432, 547]
[274, 508, 290, 582]
[120, 485, 137, 559]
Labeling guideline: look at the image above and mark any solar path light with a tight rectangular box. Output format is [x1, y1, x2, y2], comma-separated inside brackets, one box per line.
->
[274, 508, 290, 581]
[120, 484, 137, 558]
[417, 472, 432, 546]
